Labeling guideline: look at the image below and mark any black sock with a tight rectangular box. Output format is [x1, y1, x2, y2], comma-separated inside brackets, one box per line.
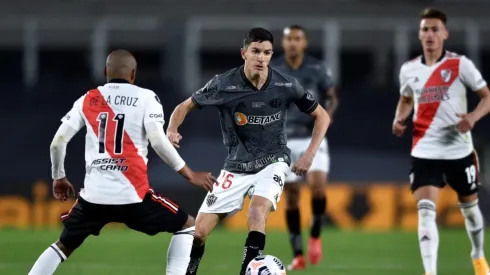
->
[186, 244, 205, 275]
[286, 209, 303, 257]
[310, 196, 326, 238]
[239, 231, 265, 275]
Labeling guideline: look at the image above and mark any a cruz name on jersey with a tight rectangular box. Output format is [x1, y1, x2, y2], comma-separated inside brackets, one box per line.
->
[399, 51, 487, 160]
[88, 94, 140, 107]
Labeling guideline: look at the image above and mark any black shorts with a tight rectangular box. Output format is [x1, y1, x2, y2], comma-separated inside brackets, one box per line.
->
[410, 151, 480, 196]
[59, 189, 189, 250]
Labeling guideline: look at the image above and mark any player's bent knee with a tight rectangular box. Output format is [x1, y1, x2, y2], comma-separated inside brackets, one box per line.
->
[413, 185, 440, 202]
[55, 240, 74, 258]
[284, 184, 300, 209]
[458, 192, 478, 204]
[307, 172, 327, 196]
[181, 215, 195, 230]
[247, 201, 271, 232]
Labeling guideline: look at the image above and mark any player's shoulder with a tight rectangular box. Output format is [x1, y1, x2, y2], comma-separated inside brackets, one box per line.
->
[270, 55, 285, 67]
[400, 56, 422, 71]
[304, 55, 324, 67]
[130, 84, 157, 97]
[445, 50, 464, 59]
[205, 67, 241, 88]
[271, 66, 296, 84]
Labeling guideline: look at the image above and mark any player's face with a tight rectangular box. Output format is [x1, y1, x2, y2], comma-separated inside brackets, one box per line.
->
[282, 29, 307, 58]
[419, 19, 448, 52]
[241, 41, 274, 76]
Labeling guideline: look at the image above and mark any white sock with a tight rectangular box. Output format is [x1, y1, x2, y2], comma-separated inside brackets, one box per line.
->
[417, 199, 439, 275]
[166, 226, 195, 275]
[460, 199, 485, 259]
[29, 243, 67, 275]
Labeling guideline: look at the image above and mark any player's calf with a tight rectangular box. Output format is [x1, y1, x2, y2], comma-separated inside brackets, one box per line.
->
[167, 215, 195, 275]
[306, 171, 327, 265]
[239, 196, 271, 275]
[284, 183, 304, 259]
[186, 212, 222, 275]
[458, 194, 489, 275]
[414, 186, 440, 275]
[28, 240, 72, 275]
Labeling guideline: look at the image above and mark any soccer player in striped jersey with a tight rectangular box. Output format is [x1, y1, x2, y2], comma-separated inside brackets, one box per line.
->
[393, 8, 490, 275]
[28, 50, 215, 275]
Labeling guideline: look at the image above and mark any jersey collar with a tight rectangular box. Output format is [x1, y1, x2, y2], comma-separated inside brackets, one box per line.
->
[421, 49, 446, 65]
[107, 79, 130, 84]
[239, 65, 272, 91]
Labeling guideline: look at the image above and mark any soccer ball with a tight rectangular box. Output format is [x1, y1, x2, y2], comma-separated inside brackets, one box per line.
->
[246, 255, 286, 275]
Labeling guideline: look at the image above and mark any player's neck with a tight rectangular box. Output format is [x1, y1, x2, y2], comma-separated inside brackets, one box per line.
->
[285, 54, 304, 69]
[245, 69, 268, 90]
[423, 48, 445, 66]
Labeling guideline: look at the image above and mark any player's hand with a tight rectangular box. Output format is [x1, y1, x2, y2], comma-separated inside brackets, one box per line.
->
[292, 153, 314, 176]
[392, 117, 407, 137]
[167, 128, 182, 148]
[52, 177, 75, 202]
[189, 172, 216, 192]
[455, 113, 476, 133]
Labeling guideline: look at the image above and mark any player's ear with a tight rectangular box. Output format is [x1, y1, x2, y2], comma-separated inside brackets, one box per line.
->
[443, 29, 449, 40]
[131, 69, 136, 82]
[240, 48, 246, 61]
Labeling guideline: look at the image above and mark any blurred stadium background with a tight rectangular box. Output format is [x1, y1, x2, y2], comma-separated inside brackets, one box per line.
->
[1, 0, 490, 274]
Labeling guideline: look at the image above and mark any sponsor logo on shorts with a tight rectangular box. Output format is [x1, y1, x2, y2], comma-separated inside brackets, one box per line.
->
[234, 111, 282, 126]
[273, 174, 284, 189]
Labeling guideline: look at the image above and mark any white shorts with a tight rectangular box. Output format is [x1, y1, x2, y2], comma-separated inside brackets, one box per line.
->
[198, 162, 290, 216]
[285, 137, 330, 183]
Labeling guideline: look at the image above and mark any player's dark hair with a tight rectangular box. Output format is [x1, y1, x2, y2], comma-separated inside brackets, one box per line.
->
[420, 8, 447, 25]
[243, 27, 274, 48]
[286, 25, 305, 32]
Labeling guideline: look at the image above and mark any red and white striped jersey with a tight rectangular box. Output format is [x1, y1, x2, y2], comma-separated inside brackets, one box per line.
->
[399, 51, 487, 160]
[61, 81, 165, 204]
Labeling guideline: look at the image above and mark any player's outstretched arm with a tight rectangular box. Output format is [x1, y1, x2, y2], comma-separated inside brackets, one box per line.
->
[456, 87, 490, 133]
[167, 97, 198, 148]
[306, 105, 330, 157]
[292, 104, 330, 176]
[393, 95, 414, 137]
[50, 122, 79, 201]
[145, 121, 214, 191]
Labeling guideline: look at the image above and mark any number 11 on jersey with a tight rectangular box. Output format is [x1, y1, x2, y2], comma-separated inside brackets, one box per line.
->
[96, 112, 126, 154]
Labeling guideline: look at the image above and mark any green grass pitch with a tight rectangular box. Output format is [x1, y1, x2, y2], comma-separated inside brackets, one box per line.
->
[0, 228, 486, 274]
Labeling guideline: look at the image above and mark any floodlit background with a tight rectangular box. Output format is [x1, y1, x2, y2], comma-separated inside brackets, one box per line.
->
[1, 0, 490, 274]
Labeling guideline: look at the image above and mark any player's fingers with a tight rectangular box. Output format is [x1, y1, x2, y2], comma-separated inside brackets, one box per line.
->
[456, 113, 465, 118]
[172, 142, 180, 148]
[207, 174, 217, 182]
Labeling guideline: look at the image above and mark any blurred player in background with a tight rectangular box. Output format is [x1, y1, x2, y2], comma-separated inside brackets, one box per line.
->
[271, 25, 338, 270]
[167, 28, 330, 275]
[28, 50, 215, 275]
[393, 8, 490, 275]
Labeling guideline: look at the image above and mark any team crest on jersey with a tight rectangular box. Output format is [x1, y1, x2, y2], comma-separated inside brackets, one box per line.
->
[440, 69, 452, 83]
[206, 194, 218, 206]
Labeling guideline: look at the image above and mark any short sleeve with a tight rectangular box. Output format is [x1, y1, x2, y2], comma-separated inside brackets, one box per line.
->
[460, 56, 487, 92]
[291, 78, 319, 114]
[144, 94, 165, 124]
[399, 66, 414, 97]
[318, 63, 334, 91]
[61, 96, 85, 131]
[191, 75, 222, 109]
